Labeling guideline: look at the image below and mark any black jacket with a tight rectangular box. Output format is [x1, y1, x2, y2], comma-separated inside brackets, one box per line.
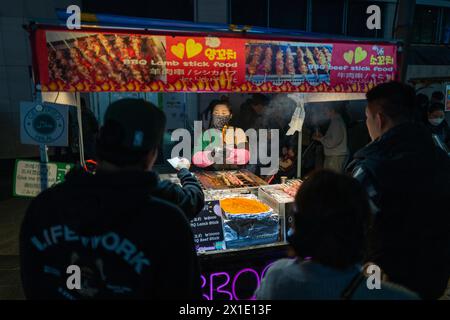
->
[347, 122, 450, 299]
[20, 169, 202, 299]
[155, 168, 204, 221]
[426, 119, 450, 146]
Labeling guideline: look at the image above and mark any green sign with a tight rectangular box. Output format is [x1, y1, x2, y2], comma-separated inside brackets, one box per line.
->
[13, 160, 74, 198]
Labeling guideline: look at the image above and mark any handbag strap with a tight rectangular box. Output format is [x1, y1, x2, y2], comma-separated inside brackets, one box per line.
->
[340, 272, 367, 300]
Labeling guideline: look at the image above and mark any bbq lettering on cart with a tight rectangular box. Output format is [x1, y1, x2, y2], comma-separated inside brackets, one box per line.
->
[123, 59, 148, 66]
[201, 262, 276, 300]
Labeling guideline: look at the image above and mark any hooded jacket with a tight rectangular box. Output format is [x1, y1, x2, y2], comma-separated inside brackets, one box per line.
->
[347, 122, 450, 299]
[20, 169, 202, 299]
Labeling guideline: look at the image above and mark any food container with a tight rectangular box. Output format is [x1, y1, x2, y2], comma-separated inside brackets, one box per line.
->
[218, 196, 280, 249]
[220, 197, 273, 220]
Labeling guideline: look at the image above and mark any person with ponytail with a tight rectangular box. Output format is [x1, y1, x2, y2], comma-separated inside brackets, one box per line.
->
[256, 170, 418, 300]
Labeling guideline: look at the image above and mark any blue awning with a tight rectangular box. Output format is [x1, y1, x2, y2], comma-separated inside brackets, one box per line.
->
[55, 8, 395, 44]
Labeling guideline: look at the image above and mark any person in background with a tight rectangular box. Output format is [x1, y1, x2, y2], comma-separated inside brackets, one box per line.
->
[192, 98, 249, 169]
[264, 95, 298, 181]
[79, 98, 99, 160]
[347, 81, 450, 299]
[312, 105, 349, 173]
[54, 99, 98, 163]
[256, 170, 419, 300]
[238, 93, 269, 131]
[20, 99, 201, 299]
[426, 102, 450, 148]
[415, 93, 429, 125]
[431, 91, 445, 104]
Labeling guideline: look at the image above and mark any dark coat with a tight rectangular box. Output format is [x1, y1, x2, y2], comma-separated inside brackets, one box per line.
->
[20, 169, 202, 299]
[347, 122, 450, 299]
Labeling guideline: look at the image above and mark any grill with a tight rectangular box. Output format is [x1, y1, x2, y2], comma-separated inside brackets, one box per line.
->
[195, 169, 268, 190]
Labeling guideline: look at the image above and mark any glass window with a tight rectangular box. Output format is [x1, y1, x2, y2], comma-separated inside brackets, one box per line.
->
[442, 8, 450, 44]
[82, 0, 194, 21]
[269, 0, 307, 30]
[347, 1, 386, 38]
[230, 0, 268, 27]
[311, 0, 344, 34]
[412, 5, 439, 44]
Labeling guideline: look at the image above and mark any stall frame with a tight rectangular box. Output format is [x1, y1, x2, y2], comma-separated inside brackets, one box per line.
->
[27, 20, 400, 300]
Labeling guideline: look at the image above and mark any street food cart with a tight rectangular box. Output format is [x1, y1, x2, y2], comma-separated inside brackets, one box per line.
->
[28, 16, 398, 300]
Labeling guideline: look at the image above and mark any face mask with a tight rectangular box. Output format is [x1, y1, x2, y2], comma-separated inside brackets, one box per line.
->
[212, 115, 231, 129]
[428, 118, 444, 126]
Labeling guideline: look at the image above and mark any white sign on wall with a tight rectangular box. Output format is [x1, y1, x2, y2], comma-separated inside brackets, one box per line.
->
[13, 160, 73, 197]
[20, 101, 69, 146]
[163, 93, 186, 130]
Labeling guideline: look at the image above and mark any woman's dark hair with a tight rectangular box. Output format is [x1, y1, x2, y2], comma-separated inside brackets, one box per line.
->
[428, 102, 445, 114]
[203, 98, 233, 128]
[208, 98, 232, 114]
[290, 170, 371, 269]
[431, 91, 444, 102]
[416, 93, 429, 108]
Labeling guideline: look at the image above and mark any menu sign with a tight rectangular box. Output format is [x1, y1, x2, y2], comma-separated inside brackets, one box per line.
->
[190, 201, 225, 252]
[33, 28, 398, 93]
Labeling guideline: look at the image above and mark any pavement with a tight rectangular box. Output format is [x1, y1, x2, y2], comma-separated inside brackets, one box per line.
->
[0, 198, 28, 300]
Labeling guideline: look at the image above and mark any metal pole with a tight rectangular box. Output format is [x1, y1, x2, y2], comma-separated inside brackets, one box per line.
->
[306, 0, 313, 32]
[342, 0, 348, 35]
[297, 132, 302, 178]
[393, 0, 416, 82]
[39, 144, 49, 163]
[36, 91, 49, 190]
[76, 93, 86, 168]
[38, 144, 49, 191]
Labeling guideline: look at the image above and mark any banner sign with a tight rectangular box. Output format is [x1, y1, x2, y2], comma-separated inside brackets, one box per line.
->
[33, 28, 397, 93]
[191, 201, 225, 252]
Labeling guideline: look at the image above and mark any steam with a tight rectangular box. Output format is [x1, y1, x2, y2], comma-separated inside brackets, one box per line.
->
[261, 94, 298, 130]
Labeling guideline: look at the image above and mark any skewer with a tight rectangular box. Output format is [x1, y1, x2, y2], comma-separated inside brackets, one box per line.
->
[48, 42, 57, 51]
[160, 42, 166, 53]
[239, 172, 254, 184]
[62, 39, 71, 50]
[222, 174, 231, 187]
[202, 172, 215, 179]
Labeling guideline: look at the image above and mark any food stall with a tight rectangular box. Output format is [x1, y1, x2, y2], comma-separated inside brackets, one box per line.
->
[28, 18, 399, 300]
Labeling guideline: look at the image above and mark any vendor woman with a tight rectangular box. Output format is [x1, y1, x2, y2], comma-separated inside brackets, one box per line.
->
[192, 98, 250, 169]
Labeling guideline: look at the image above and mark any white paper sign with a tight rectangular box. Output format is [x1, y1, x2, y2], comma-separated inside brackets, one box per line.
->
[13, 160, 73, 197]
[286, 93, 306, 136]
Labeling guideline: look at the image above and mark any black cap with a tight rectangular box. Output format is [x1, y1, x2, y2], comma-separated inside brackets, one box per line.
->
[97, 99, 166, 165]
